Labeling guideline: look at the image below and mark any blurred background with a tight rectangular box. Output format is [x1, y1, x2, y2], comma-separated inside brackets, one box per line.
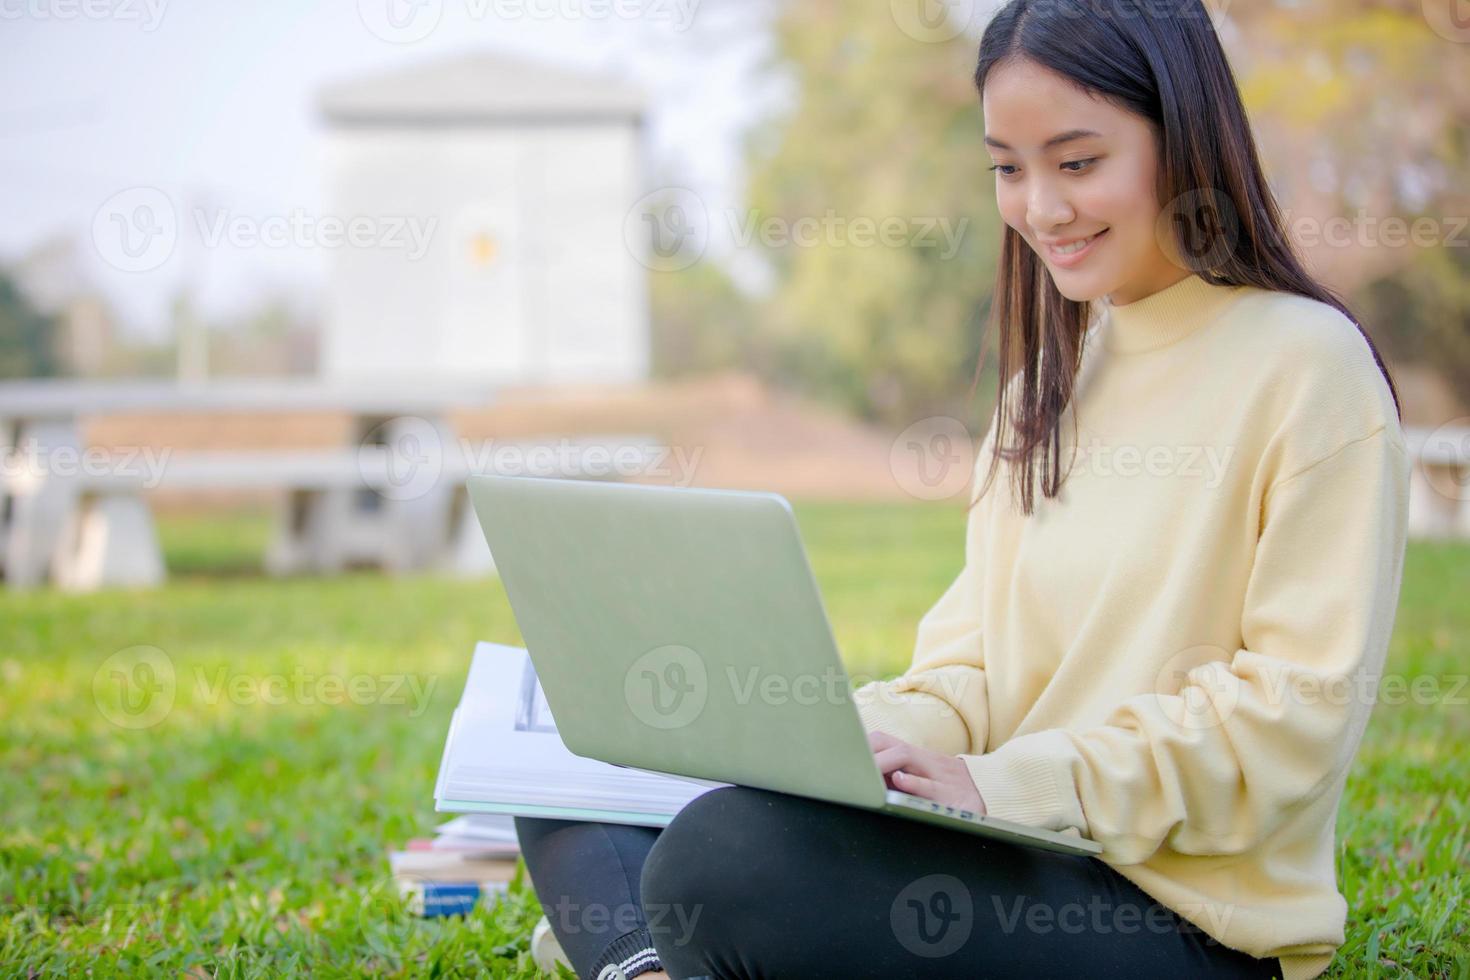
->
[2, 0, 1467, 975]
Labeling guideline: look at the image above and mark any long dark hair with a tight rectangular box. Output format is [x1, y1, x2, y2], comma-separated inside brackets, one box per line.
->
[967, 0, 1402, 516]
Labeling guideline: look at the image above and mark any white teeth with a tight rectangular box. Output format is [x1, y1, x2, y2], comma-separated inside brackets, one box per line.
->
[1053, 233, 1100, 255]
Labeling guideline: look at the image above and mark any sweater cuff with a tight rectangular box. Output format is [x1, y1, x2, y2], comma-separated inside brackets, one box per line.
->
[961, 730, 1089, 836]
[853, 682, 970, 756]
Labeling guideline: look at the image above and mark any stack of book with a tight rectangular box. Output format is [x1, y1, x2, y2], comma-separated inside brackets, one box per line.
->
[433, 642, 724, 825]
[389, 815, 522, 916]
[392, 642, 723, 917]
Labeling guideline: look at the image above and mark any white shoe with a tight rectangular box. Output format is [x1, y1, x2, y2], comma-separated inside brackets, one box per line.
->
[531, 914, 572, 974]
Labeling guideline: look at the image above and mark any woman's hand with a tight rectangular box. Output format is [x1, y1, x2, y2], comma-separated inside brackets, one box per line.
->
[868, 731, 987, 815]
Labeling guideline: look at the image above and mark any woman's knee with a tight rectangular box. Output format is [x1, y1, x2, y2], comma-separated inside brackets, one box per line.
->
[643, 786, 806, 893]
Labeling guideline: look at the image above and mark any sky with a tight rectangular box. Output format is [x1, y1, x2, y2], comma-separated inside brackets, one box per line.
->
[0, 0, 782, 337]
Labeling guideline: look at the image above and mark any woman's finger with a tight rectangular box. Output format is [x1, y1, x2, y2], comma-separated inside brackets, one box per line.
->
[873, 745, 938, 779]
[891, 769, 944, 802]
[871, 745, 910, 775]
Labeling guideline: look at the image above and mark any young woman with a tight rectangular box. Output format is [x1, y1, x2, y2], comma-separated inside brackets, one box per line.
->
[514, 2, 1409, 978]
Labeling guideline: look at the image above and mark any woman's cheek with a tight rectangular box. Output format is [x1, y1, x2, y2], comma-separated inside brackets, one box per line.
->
[996, 187, 1028, 240]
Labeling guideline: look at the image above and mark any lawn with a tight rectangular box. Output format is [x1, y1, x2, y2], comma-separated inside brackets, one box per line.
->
[1, 502, 1465, 977]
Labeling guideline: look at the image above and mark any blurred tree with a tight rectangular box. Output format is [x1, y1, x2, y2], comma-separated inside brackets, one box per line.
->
[0, 268, 58, 379]
[1225, 0, 1470, 409]
[742, 0, 1003, 428]
[650, 259, 764, 378]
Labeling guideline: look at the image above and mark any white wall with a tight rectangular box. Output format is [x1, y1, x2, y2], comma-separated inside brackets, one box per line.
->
[320, 122, 648, 385]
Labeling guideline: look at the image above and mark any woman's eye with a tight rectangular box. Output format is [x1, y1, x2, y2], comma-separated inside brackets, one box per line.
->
[989, 164, 1018, 178]
[1061, 158, 1096, 173]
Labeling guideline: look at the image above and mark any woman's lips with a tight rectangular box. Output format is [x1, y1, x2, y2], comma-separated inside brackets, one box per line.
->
[1043, 228, 1108, 268]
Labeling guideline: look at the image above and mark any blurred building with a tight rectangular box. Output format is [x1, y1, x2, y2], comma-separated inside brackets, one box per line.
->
[317, 52, 651, 386]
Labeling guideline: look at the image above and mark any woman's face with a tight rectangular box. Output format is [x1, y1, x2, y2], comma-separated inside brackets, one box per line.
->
[982, 57, 1185, 306]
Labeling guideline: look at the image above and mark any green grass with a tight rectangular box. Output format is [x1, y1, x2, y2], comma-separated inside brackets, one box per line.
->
[1, 502, 1466, 977]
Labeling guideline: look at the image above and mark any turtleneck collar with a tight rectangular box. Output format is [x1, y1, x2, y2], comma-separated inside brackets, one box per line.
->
[1098, 273, 1249, 354]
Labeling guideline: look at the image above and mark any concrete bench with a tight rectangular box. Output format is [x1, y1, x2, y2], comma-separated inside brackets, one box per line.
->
[0, 378, 499, 590]
[1405, 424, 1470, 540]
[35, 435, 668, 592]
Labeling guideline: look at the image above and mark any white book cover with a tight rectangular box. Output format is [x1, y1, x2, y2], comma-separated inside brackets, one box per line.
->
[434, 642, 725, 827]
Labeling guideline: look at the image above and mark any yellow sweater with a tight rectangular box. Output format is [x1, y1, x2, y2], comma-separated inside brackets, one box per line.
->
[855, 272, 1410, 980]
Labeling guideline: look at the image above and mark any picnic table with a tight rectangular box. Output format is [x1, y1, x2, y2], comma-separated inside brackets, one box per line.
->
[0, 379, 662, 591]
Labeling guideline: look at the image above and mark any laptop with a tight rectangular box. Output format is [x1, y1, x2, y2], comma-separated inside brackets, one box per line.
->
[467, 473, 1101, 858]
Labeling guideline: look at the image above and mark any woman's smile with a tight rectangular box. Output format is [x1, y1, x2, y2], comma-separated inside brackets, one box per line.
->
[1042, 228, 1110, 267]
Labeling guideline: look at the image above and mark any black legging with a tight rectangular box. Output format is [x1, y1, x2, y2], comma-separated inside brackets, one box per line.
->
[515, 785, 1284, 980]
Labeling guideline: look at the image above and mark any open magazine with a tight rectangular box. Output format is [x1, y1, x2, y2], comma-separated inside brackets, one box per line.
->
[434, 641, 726, 827]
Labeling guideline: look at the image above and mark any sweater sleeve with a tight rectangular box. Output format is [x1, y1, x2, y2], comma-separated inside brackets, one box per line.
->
[961, 424, 1411, 864]
[852, 427, 998, 757]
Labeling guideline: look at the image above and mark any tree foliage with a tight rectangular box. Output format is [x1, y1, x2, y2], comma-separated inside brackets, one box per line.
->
[741, 0, 1003, 427]
[0, 269, 57, 380]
